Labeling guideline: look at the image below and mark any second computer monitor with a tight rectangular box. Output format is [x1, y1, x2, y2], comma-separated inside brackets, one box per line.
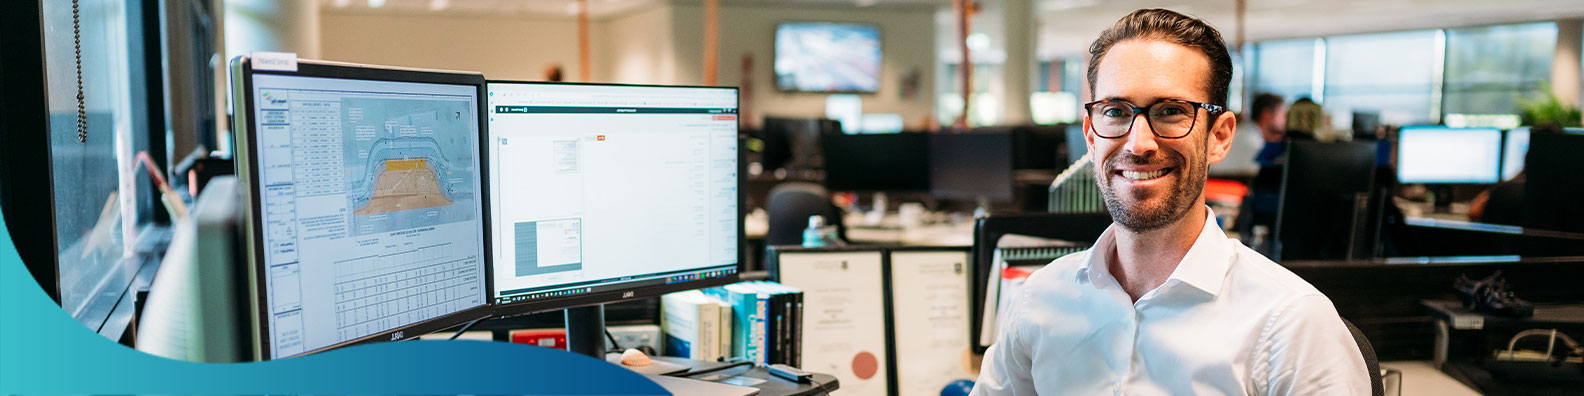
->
[1396, 126, 1502, 184]
[822, 132, 931, 192]
[930, 131, 1015, 202]
[485, 81, 740, 316]
[1501, 127, 1530, 182]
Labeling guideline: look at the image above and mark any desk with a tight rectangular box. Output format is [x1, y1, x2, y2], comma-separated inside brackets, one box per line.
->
[648, 356, 839, 396]
[1422, 299, 1584, 395]
[846, 222, 974, 246]
[1381, 360, 1480, 396]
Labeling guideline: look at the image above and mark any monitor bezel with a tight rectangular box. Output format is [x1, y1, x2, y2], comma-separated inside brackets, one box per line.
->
[483, 79, 744, 319]
[1394, 125, 1503, 185]
[232, 57, 496, 360]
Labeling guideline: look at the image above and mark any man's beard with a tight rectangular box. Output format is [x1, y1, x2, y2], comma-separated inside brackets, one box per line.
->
[1096, 145, 1206, 232]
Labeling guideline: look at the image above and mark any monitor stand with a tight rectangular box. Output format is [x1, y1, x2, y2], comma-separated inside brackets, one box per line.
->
[565, 304, 606, 359]
[570, 304, 692, 377]
[1430, 185, 1454, 214]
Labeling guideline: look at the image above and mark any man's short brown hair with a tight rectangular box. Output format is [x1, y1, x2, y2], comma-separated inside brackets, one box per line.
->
[1086, 8, 1233, 108]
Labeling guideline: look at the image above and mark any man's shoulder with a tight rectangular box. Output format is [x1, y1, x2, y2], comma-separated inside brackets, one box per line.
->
[1225, 240, 1333, 309]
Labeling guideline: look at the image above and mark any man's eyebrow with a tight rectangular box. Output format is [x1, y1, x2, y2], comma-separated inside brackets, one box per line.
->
[1099, 95, 1203, 104]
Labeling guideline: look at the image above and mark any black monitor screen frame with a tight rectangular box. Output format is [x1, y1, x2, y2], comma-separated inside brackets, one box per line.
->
[232, 57, 495, 360]
[822, 132, 931, 193]
[930, 131, 1016, 202]
[484, 80, 743, 319]
[1274, 141, 1378, 261]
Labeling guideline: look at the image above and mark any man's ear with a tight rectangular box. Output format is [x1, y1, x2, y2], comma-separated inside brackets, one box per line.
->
[1083, 116, 1097, 154]
[1206, 111, 1236, 164]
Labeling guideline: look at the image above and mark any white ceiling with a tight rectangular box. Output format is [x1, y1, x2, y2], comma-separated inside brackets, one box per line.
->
[1036, 0, 1584, 58]
[319, 0, 1584, 56]
[319, 0, 664, 19]
[318, 0, 947, 19]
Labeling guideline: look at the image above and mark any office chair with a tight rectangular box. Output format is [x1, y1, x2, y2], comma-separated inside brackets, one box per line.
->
[765, 182, 845, 246]
[1343, 318, 1384, 396]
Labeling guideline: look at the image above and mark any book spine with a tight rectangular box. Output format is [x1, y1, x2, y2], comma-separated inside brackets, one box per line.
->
[791, 291, 803, 368]
[699, 300, 719, 361]
[752, 293, 769, 364]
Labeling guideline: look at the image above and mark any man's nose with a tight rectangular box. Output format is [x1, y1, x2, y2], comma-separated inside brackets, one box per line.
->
[1122, 114, 1159, 156]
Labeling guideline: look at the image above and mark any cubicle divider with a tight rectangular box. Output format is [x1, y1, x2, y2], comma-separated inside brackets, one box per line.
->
[766, 245, 974, 396]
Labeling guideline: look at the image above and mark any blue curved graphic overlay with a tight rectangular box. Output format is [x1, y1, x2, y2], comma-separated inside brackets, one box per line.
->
[0, 208, 666, 395]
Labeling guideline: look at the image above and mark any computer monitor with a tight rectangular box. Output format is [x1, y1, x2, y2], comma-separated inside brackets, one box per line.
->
[760, 117, 832, 173]
[484, 81, 741, 326]
[1011, 125, 1066, 171]
[1395, 126, 1501, 184]
[1501, 127, 1530, 181]
[1351, 111, 1380, 139]
[1523, 133, 1584, 234]
[930, 131, 1015, 203]
[1065, 124, 1089, 165]
[822, 132, 931, 192]
[1274, 141, 1378, 261]
[231, 57, 493, 360]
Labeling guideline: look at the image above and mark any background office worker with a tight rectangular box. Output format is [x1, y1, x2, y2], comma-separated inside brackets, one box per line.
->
[972, 9, 1369, 396]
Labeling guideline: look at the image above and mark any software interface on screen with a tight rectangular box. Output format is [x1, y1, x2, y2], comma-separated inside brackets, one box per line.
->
[249, 74, 488, 358]
[1502, 128, 1530, 181]
[486, 83, 738, 305]
[1397, 127, 1502, 184]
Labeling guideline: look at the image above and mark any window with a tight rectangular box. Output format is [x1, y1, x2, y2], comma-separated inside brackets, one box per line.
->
[38, 0, 154, 327]
[1443, 22, 1556, 117]
[1248, 39, 1319, 103]
[1324, 30, 1440, 127]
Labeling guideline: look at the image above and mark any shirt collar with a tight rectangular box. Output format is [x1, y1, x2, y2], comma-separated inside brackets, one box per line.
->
[1080, 206, 1232, 297]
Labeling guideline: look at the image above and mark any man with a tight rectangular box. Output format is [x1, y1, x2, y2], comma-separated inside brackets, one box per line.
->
[972, 9, 1369, 395]
[1209, 93, 1282, 177]
[1248, 93, 1287, 168]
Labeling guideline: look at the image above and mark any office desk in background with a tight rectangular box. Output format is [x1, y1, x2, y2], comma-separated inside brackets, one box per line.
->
[845, 222, 974, 246]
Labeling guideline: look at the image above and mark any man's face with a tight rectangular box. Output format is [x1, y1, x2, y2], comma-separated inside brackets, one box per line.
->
[1259, 104, 1287, 141]
[1085, 39, 1235, 232]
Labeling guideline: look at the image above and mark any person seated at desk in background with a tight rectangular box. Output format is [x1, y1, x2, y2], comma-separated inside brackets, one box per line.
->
[1235, 97, 1322, 252]
[1248, 93, 1288, 169]
[1206, 93, 1280, 178]
[972, 9, 1368, 395]
[1465, 126, 1567, 226]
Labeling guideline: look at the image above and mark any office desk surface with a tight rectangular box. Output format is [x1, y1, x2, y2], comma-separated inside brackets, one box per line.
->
[1382, 360, 1481, 396]
[652, 356, 839, 396]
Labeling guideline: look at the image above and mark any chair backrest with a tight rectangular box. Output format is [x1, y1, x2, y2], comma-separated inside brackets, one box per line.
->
[1343, 318, 1384, 396]
[765, 182, 841, 246]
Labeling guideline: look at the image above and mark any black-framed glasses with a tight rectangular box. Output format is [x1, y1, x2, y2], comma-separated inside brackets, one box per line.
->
[1083, 98, 1225, 139]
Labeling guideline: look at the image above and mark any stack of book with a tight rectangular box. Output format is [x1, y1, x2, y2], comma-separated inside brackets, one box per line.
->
[661, 281, 804, 366]
[659, 290, 731, 362]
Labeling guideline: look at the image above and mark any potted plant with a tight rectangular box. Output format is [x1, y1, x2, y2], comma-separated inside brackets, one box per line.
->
[1518, 84, 1582, 134]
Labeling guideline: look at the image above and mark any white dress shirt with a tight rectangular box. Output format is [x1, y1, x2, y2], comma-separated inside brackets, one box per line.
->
[972, 207, 1370, 396]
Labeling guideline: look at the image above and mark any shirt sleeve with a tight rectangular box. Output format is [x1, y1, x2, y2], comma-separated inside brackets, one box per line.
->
[1253, 294, 1373, 396]
[970, 285, 1037, 396]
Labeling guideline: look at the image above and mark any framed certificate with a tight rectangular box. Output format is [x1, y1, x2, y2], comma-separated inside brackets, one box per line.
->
[772, 248, 890, 396]
[889, 247, 974, 396]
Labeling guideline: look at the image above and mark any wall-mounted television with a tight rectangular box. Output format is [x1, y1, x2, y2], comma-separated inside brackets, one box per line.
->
[775, 22, 882, 93]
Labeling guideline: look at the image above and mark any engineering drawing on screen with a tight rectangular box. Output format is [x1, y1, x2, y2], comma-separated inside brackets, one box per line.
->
[343, 99, 477, 236]
[251, 73, 486, 359]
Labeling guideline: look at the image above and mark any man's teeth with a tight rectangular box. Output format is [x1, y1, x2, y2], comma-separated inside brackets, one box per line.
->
[1122, 169, 1168, 180]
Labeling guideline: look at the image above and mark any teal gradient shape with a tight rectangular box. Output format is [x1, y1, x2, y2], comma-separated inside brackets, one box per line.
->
[0, 208, 667, 395]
